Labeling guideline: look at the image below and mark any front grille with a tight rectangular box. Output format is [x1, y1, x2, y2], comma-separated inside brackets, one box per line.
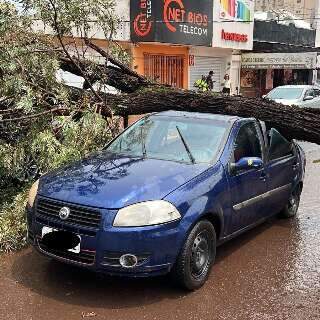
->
[35, 198, 102, 230]
[38, 238, 95, 265]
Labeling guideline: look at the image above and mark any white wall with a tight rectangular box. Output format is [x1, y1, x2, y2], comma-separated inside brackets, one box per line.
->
[32, 0, 131, 42]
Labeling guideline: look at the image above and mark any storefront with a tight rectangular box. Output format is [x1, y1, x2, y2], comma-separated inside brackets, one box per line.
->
[188, 0, 254, 93]
[241, 52, 318, 97]
[130, 0, 254, 92]
[130, 0, 213, 89]
[132, 43, 189, 89]
[188, 47, 230, 92]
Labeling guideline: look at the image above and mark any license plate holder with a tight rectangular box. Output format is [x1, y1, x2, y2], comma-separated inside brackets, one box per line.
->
[41, 226, 81, 254]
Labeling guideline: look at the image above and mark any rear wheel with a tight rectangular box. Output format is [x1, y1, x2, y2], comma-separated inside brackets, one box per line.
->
[171, 220, 216, 291]
[280, 187, 301, 218]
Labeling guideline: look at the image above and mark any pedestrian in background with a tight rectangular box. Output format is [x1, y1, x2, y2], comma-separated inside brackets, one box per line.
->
[194, 76, 209, 92]
[222, 74, 231, 95]
[206, 71, 215, 91]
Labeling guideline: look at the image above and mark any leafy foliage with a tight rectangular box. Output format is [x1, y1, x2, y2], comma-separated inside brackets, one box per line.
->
[0, 188, 29, 253]
[0, 0, 123, 253]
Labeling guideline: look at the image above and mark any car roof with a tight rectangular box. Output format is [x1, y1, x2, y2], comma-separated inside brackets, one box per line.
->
[273, 85, 313, 89]
[153, 110, 240, 123]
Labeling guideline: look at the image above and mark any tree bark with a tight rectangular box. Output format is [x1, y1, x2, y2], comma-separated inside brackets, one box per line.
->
[108, 89, 320, 144]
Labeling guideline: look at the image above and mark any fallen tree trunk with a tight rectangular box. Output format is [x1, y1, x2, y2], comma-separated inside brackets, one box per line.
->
[2, 49, 320, 145]
[108, 89, 320, 144]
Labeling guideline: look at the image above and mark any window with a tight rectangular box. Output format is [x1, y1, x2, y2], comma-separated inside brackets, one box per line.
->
[305, 89, 314, 98]
[233, 123, 262, 162]
[107, 115, 228, 164]
[144, 54, 184, 88]
[314, 89, 320, 97]
[268, 129, 294, 161]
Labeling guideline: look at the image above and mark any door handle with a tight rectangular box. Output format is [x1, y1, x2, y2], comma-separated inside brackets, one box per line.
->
[259, 172, 267, 181]
[293, 163, 299, 171]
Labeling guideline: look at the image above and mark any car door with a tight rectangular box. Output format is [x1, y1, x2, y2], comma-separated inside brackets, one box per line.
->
[264, 129, 298, 215]
[311, 88, 320, 108]
[227, 121, 268, 233]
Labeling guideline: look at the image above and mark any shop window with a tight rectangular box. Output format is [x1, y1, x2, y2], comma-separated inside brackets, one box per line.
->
[144, 53, 184, 88]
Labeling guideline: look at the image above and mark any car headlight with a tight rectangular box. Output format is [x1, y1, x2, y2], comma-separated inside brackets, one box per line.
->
[113, 200, 181, 227]
[27, 179, 39, 207]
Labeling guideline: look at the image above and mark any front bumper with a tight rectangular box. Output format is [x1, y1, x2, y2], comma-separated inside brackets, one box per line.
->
[26, 202, 183, 277]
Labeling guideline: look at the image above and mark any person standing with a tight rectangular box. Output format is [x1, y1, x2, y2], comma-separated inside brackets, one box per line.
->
[206, 71, 215, 91]
[222, 74, 231, 95]
[194, 76, 209, 92]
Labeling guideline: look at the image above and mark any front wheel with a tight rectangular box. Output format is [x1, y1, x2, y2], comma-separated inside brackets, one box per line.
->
[280, 187, 301, 218]
[171, 220, 216, 291]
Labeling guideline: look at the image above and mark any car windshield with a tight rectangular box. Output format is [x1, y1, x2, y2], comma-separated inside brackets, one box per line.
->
[266, 88, 304, 100]
[106, 115, 229, 164]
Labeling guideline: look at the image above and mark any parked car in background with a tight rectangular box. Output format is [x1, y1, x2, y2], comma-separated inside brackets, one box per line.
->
[26, 111, 306, 290]
[264, 85, 320, 108]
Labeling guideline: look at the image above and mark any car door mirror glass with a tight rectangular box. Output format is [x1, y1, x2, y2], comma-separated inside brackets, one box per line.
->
[230, 157, 263, 173]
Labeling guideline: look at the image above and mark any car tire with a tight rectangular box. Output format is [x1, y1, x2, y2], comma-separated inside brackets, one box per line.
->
[171, 220, 216, 291]
[280, 187, 301, 218]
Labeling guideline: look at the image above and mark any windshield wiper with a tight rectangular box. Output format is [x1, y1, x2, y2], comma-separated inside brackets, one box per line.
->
[140, 125, 147, 158]
[176, 126, 195, 164]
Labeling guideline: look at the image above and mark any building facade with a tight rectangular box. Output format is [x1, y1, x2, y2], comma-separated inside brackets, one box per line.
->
[240, 19, 318, 97]
[112, 0, 255, 94]
[255, 0, 317, 23]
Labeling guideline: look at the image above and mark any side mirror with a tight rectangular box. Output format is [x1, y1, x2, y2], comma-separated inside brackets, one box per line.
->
[230, 157, 263, 173]
[304, 95, 313, 101]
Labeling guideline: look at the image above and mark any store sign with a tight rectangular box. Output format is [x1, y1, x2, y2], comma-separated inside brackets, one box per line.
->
[220, 0, 254, 22]
[131, 0, 213, 46]
[242, 53, 317, 69]
[189, 55, 195, 66]
[221, 29, 248, 42]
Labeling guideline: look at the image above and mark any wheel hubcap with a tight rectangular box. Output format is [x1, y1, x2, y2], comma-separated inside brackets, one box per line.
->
[191, 232, 210, 278]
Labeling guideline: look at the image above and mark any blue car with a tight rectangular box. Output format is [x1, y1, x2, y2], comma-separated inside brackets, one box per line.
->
[26, 111, 305, 290]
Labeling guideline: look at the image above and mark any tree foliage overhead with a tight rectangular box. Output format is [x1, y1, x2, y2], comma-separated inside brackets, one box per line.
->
[1, 0, 320, 189]
[0, 0, 124, 184]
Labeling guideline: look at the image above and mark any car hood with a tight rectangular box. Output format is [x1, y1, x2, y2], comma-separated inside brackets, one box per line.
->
[273, 99, 299, 106]
[38, 151, 209, 209]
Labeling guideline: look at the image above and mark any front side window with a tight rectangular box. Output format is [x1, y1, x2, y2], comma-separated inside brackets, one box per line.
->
[304, 89, 314, 98]
[234, 123, 262, 163]
[106, 115, 229, 164]
[314, 89, 320, 97]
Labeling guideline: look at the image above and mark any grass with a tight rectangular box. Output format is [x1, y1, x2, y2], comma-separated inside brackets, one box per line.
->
[313, 159, 320, 164]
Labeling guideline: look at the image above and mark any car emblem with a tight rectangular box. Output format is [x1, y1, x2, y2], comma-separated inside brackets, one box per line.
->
[59, 207, 70, 220]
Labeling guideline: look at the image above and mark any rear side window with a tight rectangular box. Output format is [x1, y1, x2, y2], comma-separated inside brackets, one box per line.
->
[234, 123, 262, 162]
[268, 129, 294, 161]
